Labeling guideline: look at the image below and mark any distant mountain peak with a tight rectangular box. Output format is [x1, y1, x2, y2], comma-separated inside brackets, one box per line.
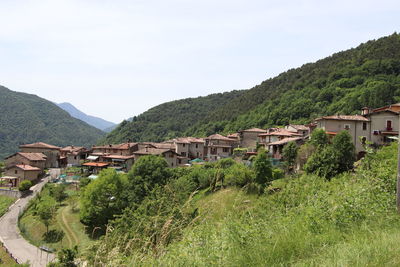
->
[57, 102, 116, 132]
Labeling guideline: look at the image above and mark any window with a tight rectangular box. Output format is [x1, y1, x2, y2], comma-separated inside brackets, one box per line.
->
[223, 148, 229, 153]
[387, 120, 392, 130]
[74, 156, 77, 160]
[195, 144, 198, 148]
[181, 152, 186, 156]
[183, 143, 186, 147]
[344, 124, 350, 130]
[15, 170, 17, 174]
[362, 122, 367, 131]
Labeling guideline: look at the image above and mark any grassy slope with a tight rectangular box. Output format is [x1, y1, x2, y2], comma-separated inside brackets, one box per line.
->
[19, 186, 94, 253]
[131, 143, 400, 266]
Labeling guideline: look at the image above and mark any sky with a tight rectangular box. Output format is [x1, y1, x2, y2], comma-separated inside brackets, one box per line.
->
[0, 0, 399, 123]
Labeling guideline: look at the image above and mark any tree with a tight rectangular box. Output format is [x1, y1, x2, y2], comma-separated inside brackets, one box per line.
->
[253, 150, 273, 188]
[282, 141, 298, 171]
[310, 128, 329, 147]
[48, 246, 78, 267]
[18, 180, 32, 191]
[80, 169, 127, 229]
[36, 195, 56, 234]
[125, 155, 170, 205]
[304, 146, 340, 179]
[332, 130, 355, 173]
[50, 185, 68, 205]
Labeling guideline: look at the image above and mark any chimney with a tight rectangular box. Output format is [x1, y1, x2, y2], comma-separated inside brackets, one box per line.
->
[361, 107, 370, 116]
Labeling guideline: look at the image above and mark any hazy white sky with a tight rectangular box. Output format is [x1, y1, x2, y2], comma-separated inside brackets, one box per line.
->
[0, 0, 399, 123]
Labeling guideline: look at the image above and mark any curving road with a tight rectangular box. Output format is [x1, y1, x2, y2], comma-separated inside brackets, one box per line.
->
[0, 170, 58, 266]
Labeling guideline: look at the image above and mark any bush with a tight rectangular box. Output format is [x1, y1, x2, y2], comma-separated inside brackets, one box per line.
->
[224, 164, 254, 187]
[19, 180, 32, 191]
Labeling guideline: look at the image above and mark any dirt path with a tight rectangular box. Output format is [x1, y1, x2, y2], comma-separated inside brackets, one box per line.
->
[58, 206, 79, 247]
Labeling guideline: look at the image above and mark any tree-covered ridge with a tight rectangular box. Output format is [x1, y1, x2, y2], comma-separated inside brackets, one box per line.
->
[101, 90, 245, 144]
[106, 33, 400, 142]
[0, 86, 105, 159]
[187, 33, 400, 135]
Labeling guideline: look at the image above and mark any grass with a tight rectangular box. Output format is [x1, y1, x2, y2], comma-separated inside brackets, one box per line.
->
[19, 185, 94, 254]
[0, 195, 15, 217]
[0, 245, 18, 266]
[121, 143, 400, 266]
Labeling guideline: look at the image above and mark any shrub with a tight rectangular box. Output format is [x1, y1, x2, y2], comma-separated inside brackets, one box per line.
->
[19, 180, 32, 191]
[224, 164, 254, 187]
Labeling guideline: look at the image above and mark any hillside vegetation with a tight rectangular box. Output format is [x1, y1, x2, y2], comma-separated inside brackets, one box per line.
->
[82, 142, 399, 266]
[0, 86, 104, 158]
[105, 33, 400, 143]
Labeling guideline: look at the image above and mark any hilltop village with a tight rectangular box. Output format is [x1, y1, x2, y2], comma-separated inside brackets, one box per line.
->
[1, 103, 399, 187]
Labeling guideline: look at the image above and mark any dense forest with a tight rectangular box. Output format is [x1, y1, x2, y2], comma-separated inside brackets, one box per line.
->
[0, 86, 104, 159]
[104, 33, 400, 143]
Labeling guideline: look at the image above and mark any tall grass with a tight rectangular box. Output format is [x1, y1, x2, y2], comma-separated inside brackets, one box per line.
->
[87, 143, 400, 266]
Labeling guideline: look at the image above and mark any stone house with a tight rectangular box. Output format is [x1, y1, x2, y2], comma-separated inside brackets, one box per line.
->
[204, 134, 236, 161]
[4, 164, 42, 186]
[19, 142, 61, 168]
[284, 124, 310, 136]
[267, 137, 305, 160]
[258, 128, 302, 149]
[60, 146, 88, 166]
[5, 152, 47, 172]
[165, 137, 205, 159]
[133, 146, 180, 168]
[238, 128, 267, 148]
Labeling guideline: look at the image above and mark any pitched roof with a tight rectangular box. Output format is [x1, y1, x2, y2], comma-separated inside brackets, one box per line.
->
[268, 137, 303, 146]
[227, 133, 239, 138]
[61, 146, 85, 153]
[19, 152, 47, 161]
[206, 134, 234, 141]
[288, 124, 309, 131]
[14, 164, 41, 171]
[133, 147, 177, 156]
[240, 128, 267, 133]
[92, 143, 137, 150]
[315, 115, 369, 122]
[82, 162, 110, 167]
[258, 129, 302, 137]
[20, 142, 61, 150]
[152, 143, 176, 149]
[102, 155, 135, 160]
[371, 103, 400, 113]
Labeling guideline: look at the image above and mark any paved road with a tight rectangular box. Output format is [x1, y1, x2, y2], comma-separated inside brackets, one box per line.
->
[0, 170, 59, 266]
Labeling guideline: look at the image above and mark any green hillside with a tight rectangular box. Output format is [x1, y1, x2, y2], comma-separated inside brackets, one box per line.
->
[105, 33, 400, 142]
[102, 90, 245, 143]
[0, 86, 105, 158]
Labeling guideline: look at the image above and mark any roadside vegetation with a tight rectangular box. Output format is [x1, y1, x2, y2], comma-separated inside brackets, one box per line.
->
[0, 195, 16, 266]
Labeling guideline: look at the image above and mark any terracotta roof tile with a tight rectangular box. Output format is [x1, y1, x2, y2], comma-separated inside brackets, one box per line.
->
[240, 128, 267, 133]
[268, 137, 303, 146]
[315, 115, 369, 122]
[15, 164, 41, 171]
[206, 134, 234, 141]
[82, 162, 110, 167]
[134, 147, 177, 156]
[20, 142, 61, 150]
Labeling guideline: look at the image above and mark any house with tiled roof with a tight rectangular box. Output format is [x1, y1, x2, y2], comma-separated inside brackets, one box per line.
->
[258, 128, 302, 149]
[314, 114, 370, 155]
[267, 137, 305, 160]
[5, 152, 47, 172]
[60, 146, 89, 166]
[361, 104, 399, 147]
[285, 124, 311, 136]
[204, 134, 236, 161]
[3, 164, 42, 186]
[239, 128, 267, 148]
[133, 146, 181, 167]
[164, 137, 205, 160]
[19, 142, 61, 168]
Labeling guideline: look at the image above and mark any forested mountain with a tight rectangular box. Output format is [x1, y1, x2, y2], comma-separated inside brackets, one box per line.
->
[57, 102, 116, 132]
[102, 90, 245, 143]
[104, 33, 400, 143]
[0, 86, 105, 159]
